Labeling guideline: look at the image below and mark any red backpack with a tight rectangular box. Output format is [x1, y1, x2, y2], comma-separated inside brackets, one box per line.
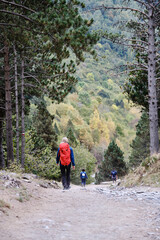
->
[59, 142, 71, 166]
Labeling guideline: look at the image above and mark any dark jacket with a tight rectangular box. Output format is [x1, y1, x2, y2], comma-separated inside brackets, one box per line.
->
[80, 171, 88, 180]
[111, 170, 117, 178]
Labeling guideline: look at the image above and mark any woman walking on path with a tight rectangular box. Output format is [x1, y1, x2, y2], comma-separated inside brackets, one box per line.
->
[56, 137, 75, 190]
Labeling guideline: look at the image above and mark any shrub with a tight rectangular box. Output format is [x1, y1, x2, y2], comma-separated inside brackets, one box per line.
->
[70, 145, 96, 185]
[25, 146, 61, 180]
[95, 140, 127, 184]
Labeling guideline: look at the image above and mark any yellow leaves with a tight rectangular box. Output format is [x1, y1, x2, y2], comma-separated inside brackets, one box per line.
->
[107, 78, 114, 90]
[116, 139, 124, 152]
[99, 137, 109, 148]
[105, 50, 110, 55]
[123, 99, 130, 110]
[78, 127, 94, 150]
[99, 118, 109, 140]
[111, 104, 118, 111]
[48, 101, 85, 133]
[96, 43, 103, 49]
[57, 103, 73, 116]
[90, 109, 109, 143]
[86, 72, 94, 81]
[129, 106, 141, 118]
[106, 118, 116, 138]
[90, 109, 100, 129]
[70, 110, 84, 125]
[91, 98, 100, 108]
[107, 78, 113, 85]
[60, 117, 70, 131]
[49, 102, 77, 117]
[66, 93, 79, 103]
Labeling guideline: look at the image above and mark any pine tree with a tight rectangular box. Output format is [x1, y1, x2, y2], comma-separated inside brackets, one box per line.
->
[66, 127, 78, 147]
[54, 123, 60, 135]
[33, 102, 58, 151]
[129, 112, 150, 168]
[97, 0, 160, 155]
[96, 140, 127, 183]
[0, 0, 98, 167]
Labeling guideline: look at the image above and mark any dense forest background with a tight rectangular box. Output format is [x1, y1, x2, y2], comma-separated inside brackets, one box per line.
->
[27, 0, 141, 181]
[2, 0, 159, 185]
[47, 0, 141, 157]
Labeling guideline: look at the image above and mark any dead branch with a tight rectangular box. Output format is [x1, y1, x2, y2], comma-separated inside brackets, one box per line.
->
[133, 0, 149, 8]
[0, 47, 4, 52]
[0, 0, 36, 13]
[155, 2, 160, 8]
[90, 5, 149, 18]
[124, 38, 148, 46]
[0, 10, 35, 22]
[24, 73, 41, 85]
[0, 23, 17, 28]
[102, 35, 148, 50]
[106, 63, 148, 73]
[109, 68, 148, 78]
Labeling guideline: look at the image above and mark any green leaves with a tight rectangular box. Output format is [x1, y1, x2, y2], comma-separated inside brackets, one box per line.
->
[129, 112, 150, 168]
[71, 145, 96, 184]
[96, 140, 127, 183]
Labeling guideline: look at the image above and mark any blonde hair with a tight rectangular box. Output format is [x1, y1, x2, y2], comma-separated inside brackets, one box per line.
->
[62, 137, 69, 143]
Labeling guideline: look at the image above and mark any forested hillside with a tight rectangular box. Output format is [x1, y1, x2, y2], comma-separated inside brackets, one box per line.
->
[47, 0, 141, 163]
[1, 0, 160, 185]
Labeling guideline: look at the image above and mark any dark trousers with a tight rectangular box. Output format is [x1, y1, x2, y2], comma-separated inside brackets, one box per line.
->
[112, 176, 116, 182]
[81, 179, 86, 187]
[60, 163, 71, 188]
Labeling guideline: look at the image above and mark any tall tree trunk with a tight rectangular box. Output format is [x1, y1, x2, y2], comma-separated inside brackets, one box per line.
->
[13, 45, 19, 163]
[0, 119, 5, 169]
[0, 82, 5, 168]
[4, 40, 14, 166]
[21, 56, 25, 168]
[148, 6, 159, 155]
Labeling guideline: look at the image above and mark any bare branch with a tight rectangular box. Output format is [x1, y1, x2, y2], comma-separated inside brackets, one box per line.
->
[0, 23, 17, 27]
[133, 0, 149, 9]
[52, 72, 68, 79]
[91, 5, 149, 18]
[0, 0, 36, 13]
[0, 10, 34, 22]
[0, 47, 4, 52]
[11, 83, 42, 91]
[103, 34, 148, 50]
[155, 2, 160, 8]
[155, 15, 160, 23]
[121, 42, 147, 50]
[24, 83, 41, 89]
[128, 63, 148, 69]
[124, 38, 148, 46]
[111, 68, 148, 76]
[106, 63, 148, 74]
[24, 73, 41, 85]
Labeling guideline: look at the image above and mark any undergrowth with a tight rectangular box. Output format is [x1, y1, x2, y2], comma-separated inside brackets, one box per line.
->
[122, 154, 160, 187]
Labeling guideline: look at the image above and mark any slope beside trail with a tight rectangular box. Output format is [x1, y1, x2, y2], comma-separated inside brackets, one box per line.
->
[0, 177, 160, 240]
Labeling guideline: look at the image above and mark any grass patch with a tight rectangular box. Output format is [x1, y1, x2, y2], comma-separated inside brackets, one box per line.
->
[122, 155, 160, 187]
[16, 190, 31, 202]
[0, 199, 11, 209]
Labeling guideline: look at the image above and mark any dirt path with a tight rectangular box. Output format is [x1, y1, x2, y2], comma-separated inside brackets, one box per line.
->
[0, 179, 160, 240]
